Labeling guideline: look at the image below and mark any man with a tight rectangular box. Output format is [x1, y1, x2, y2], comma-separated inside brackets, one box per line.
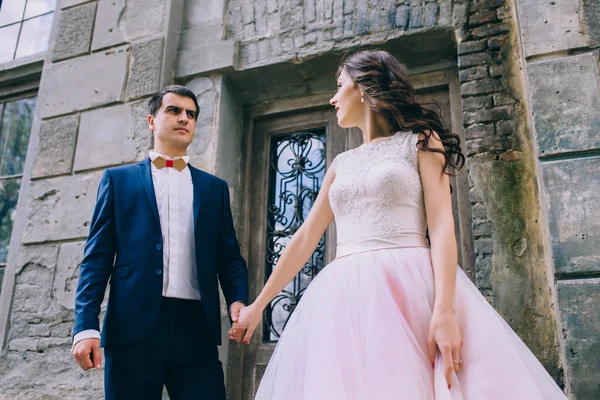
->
[72, 85, 248, 400]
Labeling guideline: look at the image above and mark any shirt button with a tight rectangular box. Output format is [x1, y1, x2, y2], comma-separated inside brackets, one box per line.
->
[157, 270, 162, 275]
[156, 244, 162, 251]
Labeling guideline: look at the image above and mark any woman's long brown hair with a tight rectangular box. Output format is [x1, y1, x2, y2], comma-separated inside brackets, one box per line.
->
[339, 50, 465, 172]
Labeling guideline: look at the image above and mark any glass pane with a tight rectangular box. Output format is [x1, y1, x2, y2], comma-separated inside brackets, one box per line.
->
[24, 0, 56, 19]
[0, 0, 26, 27]
[15, 12, 52, 58]
[263, 128, 327, 342]
[0, 177, 22, 264]
[0, 97, 36, 176]
[0, 23, 21, 63]
[0, 266, 4, 294]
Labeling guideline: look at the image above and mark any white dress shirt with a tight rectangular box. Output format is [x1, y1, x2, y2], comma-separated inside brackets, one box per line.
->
[73, 152, 200, 347]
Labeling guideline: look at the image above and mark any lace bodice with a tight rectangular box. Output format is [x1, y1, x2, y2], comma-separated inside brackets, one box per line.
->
[329, 131, 427, 255]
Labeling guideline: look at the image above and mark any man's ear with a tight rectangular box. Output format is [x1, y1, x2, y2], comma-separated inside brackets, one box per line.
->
[147, 114, 155, 131]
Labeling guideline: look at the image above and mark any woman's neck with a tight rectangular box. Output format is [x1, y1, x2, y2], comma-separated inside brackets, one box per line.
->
[360, 111, 394, 144]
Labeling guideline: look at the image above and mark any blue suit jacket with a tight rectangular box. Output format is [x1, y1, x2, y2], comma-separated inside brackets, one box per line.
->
[73, 158, 249, 346]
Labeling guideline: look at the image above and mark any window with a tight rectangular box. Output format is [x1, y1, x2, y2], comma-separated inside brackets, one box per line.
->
[263, 128, 327, 342]
[0, 96, 36, 292]
[0, 0, 55, 63]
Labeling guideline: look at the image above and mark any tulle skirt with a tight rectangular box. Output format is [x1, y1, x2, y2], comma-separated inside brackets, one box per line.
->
[255, 247, 567, 400]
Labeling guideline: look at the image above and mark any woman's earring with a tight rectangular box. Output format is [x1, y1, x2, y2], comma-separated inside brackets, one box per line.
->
[361, 96, 365, 103]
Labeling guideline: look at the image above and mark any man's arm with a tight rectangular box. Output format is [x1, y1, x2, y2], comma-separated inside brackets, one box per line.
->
[73, 169, 117, 338]
[216, 181, 249, 308]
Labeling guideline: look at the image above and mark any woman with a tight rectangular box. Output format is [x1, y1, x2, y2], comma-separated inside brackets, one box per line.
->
[231, 50, 567, 399]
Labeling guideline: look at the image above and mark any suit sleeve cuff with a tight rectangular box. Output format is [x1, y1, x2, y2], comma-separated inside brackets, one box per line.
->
[72, 329, 101, 350]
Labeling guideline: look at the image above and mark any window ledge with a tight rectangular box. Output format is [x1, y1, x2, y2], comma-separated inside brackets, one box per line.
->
[0, 52, 45, 99]
[0, 52, 45, 81]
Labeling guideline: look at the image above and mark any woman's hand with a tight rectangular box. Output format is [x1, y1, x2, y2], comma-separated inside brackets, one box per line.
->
[228, 304, 263, 345]
[428, 309, 463, 389]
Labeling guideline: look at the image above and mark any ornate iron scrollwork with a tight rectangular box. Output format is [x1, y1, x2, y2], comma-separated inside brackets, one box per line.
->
[263, 128, 327, 342]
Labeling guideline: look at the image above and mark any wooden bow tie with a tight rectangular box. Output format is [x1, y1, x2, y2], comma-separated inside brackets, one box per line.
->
[151, 156, 187, 172]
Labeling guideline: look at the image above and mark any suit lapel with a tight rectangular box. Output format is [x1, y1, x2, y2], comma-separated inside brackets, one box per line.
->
[138, 158, 160, 225]
[189, 165, 207, 228]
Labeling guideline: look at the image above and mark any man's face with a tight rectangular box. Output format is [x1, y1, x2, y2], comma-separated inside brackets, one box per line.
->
[148, 92, 197, 151]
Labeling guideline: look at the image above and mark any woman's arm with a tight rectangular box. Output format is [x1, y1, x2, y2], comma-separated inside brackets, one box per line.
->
[232, 164, 337, 343]
[418, 131, 462, 388]
[418, 132, 458, 313]
[253, 165, 336, 311]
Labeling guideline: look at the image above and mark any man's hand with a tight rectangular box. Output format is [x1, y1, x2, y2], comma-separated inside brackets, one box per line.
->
[229, 301, 247, 342]
[72, 338, 102, 371]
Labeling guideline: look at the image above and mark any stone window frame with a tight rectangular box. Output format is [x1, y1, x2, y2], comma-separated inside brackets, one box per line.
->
[0, 92, 37, 286]
[0, 0, 55, 64]
[0, 57, 42, 298]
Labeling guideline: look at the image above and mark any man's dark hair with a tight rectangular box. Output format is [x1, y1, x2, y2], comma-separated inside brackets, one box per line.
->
[149, 85, 200, 121]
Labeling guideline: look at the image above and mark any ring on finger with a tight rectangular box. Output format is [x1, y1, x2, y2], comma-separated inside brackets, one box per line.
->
[453, 359, 463, 364]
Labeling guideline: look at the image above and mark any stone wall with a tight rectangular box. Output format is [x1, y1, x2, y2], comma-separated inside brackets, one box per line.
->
[0, 0, 184, 398]
[516, 0, 600, 398]
[0, 0, 593, 398]
[448, 0, 564, 382]
[226, 0, 453, 68]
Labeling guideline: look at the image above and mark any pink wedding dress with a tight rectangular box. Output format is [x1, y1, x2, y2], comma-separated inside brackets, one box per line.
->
[255, 131, 567, 399]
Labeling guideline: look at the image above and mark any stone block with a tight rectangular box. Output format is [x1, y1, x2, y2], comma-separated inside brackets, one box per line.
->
[465, 123, 494, 140]
[180, 25, 222, 50]
[74, 102, 151, 171]
[39, 47, 128, 118]
[517, 0, 589, 57]
[186, 77, 217, 171]
[53, 242, 85, 310]
[52, 2, 96, 61]
[583, 0, 600, 47]
[475, 238, 493, 254]
[125, 38, 164, 100]
[557, 279, 600, 399]
[460, 78, 502, 95]
[182, 0, 224, 30]
[395, 5, 409, 28]
[424, 2, 438, 27]
[470, 22, 509, 38]
[463, 105, 512, 125]
[471, 202, 489, 219]
[267, 0, 278, 14]
[493, 93, 516, 106]
[176, 40, 238, 78]
[475, 255, 492, 289]
[462, 95, 492, 111]
[528, 53, 600, 156]
[11, 245, 59, 315]
[458, 52, 491, 68]
[438, 0, 451, 26]
[468, 9, 498, 27]
[91, 0, 165, 51]
[91, 0, 126, 51]
[541, 157, 600, 275]
[409, 4, 423, 28]
[60, 0, 91, 9]
[473, 220, 495, 237]
[459, 66, 488, 82]
[495, 119, 514, 137]
[32, 115, 78, 178]
[22, 171, 104, 244]
[487, 35, 506, 50]
[489, 64, 503, 77]
[458, 40, 486, 55]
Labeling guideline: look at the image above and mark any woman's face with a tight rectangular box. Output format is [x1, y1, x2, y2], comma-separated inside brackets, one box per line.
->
[330, 68, 365, 128]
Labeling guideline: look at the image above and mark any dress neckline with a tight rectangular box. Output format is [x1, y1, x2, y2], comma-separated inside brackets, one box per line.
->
[359, 130, 411, 149]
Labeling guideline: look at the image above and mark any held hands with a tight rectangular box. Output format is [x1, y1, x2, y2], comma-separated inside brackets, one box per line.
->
[228, 301, 247, 342]
[228, 304, 262, 345]
[72, 338, 102, 371]
[428, 309, 463, 390]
